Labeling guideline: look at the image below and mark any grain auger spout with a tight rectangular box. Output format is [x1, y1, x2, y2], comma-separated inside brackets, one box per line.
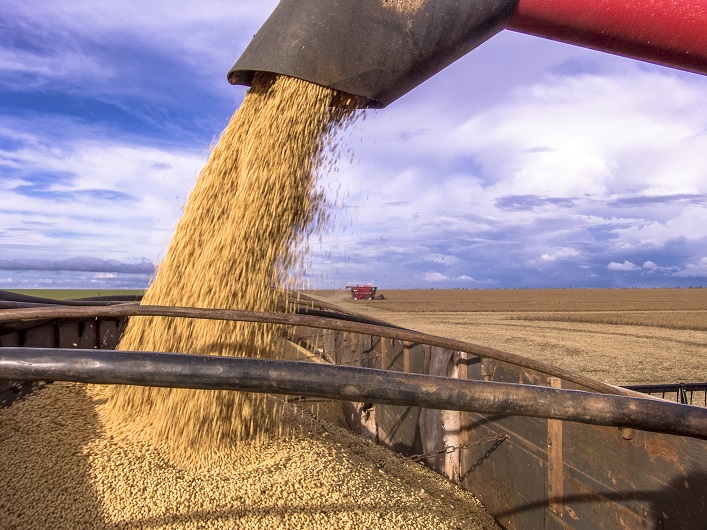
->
[228, 0, 707, 109]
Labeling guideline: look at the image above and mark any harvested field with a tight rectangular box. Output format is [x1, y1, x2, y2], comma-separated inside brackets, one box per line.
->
[312, 289, 707, 386]
[318, 288, 707, 314]
[5, 289, 144, 300]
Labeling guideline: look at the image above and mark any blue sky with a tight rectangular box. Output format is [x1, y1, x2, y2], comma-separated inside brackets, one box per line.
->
[2, 1, 707, 290]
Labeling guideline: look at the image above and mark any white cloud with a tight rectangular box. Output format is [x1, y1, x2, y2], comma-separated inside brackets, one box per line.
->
[328, 61, 707, 284]
[425, 254, 459, 265]
[643, 261, 658, 270]
[540, 248, 580, 261]
[607, 261, 641, 271]
[0, 122, 205, 263]
[418, 272, 488, 284]
[420, 272, 449, 283]
[673, 258, 707, 278]
[400, 68, 707, 200]
[610, 205, 707, 248]
[1, 1, 279, 92]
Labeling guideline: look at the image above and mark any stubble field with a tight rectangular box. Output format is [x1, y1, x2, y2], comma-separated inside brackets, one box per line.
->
[312, 288, 707, 387]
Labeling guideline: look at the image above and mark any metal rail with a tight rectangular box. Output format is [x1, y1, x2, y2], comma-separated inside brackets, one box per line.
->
[1, 347, 706, 440]
[0, 304, 647, 399]
[624, 382, 707, 407]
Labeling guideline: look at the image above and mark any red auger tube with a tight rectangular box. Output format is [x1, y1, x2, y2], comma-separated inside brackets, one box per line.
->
[507, 0, 707, 75]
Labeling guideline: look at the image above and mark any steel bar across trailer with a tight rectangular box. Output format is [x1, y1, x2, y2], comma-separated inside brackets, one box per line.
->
[1, 347, 706, 440]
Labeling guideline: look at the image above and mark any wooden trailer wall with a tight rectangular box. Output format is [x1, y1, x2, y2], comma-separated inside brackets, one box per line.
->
[295, 326, 707, 530]
[0, 317, 124, 350]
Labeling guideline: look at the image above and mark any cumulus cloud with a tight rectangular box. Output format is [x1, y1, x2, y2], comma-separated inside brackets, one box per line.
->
[609, 194, 707, 208]
[419, 272, 487, 284]
[540, 248, 580, 262]
[496, 195, 576, 212]
[93, 273, 118, 279]
[607, 261, 641, 271]
[0, 0, 278, 97]
[673, 258, 707, 278]
[420, 272, 450, 283]
[425, 254, 459, 265]
[0, 122, 205, 264]
[609, 206, 707, 248]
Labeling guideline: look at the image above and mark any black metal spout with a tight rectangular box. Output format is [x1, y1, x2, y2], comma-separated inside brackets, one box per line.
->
[228, 0, 518, 108]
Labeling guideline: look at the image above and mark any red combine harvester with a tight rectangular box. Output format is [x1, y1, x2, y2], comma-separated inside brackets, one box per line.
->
[345, 285, 383, 301]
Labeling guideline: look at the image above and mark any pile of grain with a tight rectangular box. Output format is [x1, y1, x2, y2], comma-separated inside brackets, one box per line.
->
[0, 72, 497, 528]
[0, 383, 498, 529]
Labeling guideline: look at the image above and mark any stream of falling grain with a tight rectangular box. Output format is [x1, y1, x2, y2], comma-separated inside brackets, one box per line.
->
[98, 73, 363, 465]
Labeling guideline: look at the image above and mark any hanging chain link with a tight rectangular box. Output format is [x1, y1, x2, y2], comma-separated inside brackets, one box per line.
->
[406, 433, 508, 463]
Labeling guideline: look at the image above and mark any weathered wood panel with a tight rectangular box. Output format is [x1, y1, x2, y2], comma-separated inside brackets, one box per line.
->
[98, 319, 122, 349]
[376, 342, 428, 455]
[1, 318, 124, 350]
[23, 324, 57, 348]
[561, 421, 707, 529]
[461, 417, 548, 529]
[315, 329, 707, 530]
[0, 329, 20, 347]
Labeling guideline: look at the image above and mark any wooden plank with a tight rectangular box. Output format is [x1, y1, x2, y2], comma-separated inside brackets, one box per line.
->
[442, 350, 462, 481]
[330, 329, 342, 364]
[336, 331, 359, 366]
[377, 341, 427, 457]
[369, 335, 383, 369]
[321, 329, 337, 363]
[460, 419, 548, 530]
[98, 319, 122, 349]
[561, 474, 651, 530]
[420, 347, 455, 473]
[24, 324, 56, 348]
[546, 511, 575, 530]
[379, 336, 390, 370]
[547, 377, 564, 518]
[376, 404, 423, 455]
[361, 334, 376, 369]
[469, 359, 553, 453]
[457, 351, 475, 485]
[299, 327, 333, 363]
[480, 413, 550, 461]
[75, 320, 97, 349]
[481, 356, 497, 381]
[562, 421, 707, 528]
[419, 407, 445, 472]
[384, 338, 405, 371]
[428, 347, 453, 376]
[403, 340, 412, 373]
[0, 331, 20, 347]
[441, 406, 462, 481]
[58, 321, 81, 348]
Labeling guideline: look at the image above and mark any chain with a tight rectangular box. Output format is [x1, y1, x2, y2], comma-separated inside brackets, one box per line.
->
[338, 353, 381, 366]
[459, 434, 508, 481]
[406, 434, 507, 463]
